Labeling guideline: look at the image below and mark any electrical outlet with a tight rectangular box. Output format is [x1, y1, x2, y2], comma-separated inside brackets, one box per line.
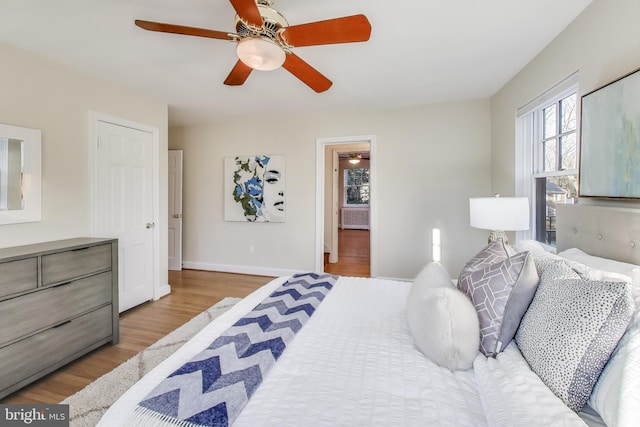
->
[249, 244, 255, 254]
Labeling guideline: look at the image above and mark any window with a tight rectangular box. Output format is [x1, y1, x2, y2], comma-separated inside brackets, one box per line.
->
[344, 167, 369, 205]
[516, 73, 579, 246]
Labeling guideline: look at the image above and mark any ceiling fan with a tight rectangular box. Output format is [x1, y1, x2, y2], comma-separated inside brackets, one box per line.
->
[135, 0, 372, 93]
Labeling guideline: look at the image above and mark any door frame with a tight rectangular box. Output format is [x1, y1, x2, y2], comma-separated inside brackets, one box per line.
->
[315, 135, 377, 276]
[88, 111, 166, 300]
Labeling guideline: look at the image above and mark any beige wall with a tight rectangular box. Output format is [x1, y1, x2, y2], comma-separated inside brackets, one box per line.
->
[491, 0, 640, 204]
[170, 99, 492, 279]
[0, 42, 170, 289]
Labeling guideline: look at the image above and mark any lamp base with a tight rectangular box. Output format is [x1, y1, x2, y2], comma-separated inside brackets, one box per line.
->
[488, 230, 508, 244]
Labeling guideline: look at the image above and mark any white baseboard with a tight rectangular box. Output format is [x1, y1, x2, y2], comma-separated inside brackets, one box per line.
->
[181, 261, 301, 278]
[181, 260, 400, 281]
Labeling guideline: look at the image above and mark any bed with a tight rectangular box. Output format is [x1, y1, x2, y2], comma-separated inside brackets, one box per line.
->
[98, 204, 640, 427]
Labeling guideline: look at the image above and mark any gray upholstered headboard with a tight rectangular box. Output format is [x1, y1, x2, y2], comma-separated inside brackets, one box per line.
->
[556, 204, 640, 265]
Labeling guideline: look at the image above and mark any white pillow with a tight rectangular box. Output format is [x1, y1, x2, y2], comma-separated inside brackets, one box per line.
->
[558, 248, 640, 298]
[413, 261, 455, 289]
[513, 239, 556, 254]
[407, 285, 480, 371]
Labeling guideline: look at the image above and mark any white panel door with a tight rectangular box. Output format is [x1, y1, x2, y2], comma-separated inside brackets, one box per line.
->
[96, 120, 155, 312]
[168, 150, 183, 271]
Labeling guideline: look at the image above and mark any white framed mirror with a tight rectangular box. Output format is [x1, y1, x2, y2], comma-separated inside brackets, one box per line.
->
[0, 124, 41, 225]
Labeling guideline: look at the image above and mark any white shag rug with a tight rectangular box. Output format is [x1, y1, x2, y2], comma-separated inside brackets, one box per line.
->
[61, 297, 241, 427]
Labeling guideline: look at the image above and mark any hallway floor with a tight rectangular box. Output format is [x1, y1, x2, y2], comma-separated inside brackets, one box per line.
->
[324, 229, 370, 277]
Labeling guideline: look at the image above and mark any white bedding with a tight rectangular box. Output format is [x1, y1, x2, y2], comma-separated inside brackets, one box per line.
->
[99, 275, 588, 427]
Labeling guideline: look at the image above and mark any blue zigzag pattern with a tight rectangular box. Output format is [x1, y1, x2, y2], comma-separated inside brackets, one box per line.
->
[132, 272, 337, 427]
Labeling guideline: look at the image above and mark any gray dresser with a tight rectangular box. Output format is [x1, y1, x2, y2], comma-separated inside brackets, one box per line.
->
[0, 237, 119, 399]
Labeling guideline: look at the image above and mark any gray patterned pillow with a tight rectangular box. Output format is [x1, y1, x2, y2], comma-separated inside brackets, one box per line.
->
[515, 260, 635, 412]
[459, 240, 516, 275]
[458, 251, 539, 356]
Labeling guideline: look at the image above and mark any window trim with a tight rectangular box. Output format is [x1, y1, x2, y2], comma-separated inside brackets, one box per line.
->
[515, 71, 579, 242]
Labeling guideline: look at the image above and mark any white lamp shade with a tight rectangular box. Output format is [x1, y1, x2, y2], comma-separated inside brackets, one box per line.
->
[236, 37, 286, 71]
[469, 197, 530, 231]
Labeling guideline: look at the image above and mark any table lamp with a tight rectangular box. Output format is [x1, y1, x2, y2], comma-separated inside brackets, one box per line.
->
[469, 196, 529, 244]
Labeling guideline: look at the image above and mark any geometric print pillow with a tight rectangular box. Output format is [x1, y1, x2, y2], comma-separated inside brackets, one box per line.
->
[458, 240, 516, 276]
[515, 260, 635, 412]
[458, 251, 539, 357]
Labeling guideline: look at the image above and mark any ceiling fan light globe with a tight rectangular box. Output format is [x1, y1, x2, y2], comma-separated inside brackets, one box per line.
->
[348, 153, 361, 164]
[236, 37, 285, 71]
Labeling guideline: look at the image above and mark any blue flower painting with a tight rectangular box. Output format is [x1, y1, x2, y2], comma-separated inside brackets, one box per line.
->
[225, 155, 285, 222]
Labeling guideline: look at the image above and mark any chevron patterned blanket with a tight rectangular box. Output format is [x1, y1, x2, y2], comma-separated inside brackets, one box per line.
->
[129, 272, 338, 427]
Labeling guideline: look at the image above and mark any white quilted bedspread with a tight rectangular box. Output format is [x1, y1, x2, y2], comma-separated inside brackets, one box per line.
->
[100, 275, 588, 427]
[473, 343, 587, 427]
[235, 276, 485, 427]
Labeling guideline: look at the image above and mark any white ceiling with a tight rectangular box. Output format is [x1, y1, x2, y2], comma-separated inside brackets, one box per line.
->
[0, 0, 592, 127]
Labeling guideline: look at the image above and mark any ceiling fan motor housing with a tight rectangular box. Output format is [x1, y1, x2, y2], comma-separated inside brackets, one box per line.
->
[235, 4, 289, 48]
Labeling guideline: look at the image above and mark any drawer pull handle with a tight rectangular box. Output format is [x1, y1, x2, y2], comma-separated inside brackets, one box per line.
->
[53, 320, 72, 328]
[72, 247, 89, 252]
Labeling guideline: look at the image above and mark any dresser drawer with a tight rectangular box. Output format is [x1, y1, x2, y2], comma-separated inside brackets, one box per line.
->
[0, 258, 38, 298]
[41, 243, 112, 285]
[0, 271, 112, 347]
[0, 305, 112, 393]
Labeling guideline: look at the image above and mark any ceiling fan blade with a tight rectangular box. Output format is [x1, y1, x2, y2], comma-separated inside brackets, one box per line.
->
[280, 14, 371, 47]
[282, 53, 332, 93]
[229, 0, 264, 28]
[135, 20, 234, 40]
[224, 60, 253, 86]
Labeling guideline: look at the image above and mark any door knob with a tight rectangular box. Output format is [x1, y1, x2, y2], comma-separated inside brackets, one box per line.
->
[172, 214, 182, 219]
[146, 222, 155, 229]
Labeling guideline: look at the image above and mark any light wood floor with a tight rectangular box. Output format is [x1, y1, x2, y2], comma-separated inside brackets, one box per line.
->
[324, 229, 371, 277]
[1, 230, 370, 405]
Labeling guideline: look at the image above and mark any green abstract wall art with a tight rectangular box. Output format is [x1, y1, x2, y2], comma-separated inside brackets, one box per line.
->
[579, 67, 640, 198]
[224, 155, 285, 222]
